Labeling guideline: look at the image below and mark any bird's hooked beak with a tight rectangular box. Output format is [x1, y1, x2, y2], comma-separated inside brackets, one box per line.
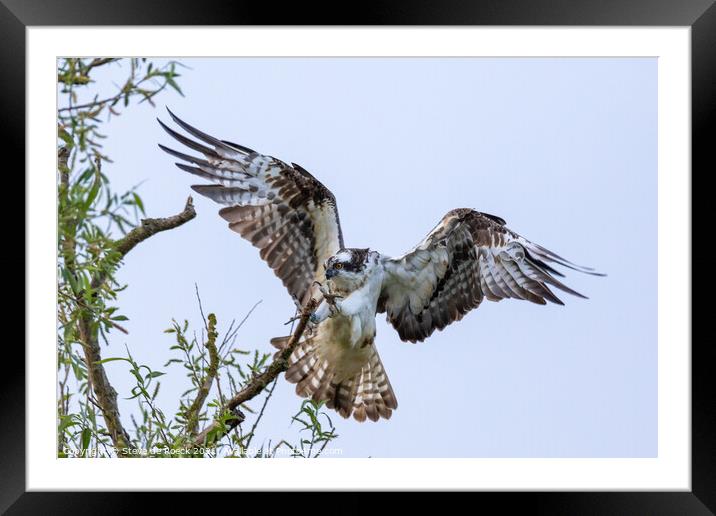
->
[325, 268, 338, 279]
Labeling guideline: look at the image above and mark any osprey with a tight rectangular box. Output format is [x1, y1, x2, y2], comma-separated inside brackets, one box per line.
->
[158, 109, 603, 423]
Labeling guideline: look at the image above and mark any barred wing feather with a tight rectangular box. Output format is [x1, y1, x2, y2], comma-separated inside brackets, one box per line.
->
[158, 109, 344, 305]
[380, 208, 603, 343]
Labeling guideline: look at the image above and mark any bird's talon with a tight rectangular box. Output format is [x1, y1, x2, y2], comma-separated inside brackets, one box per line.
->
[328, 305, 339, 317]
[323, 292, 343, 305]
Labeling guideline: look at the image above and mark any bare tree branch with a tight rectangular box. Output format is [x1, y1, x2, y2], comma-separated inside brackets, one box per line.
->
[58, 146, 70, 188]
[91, 196, 196, 290]
[184, 313, 220, 437]
[113, 196, 196, 262]
[192, 299, 318, 448]
[78, 317, 133, 455]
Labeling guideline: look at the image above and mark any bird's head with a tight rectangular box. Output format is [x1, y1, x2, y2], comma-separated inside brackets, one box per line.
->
[324, 248, 375, 291]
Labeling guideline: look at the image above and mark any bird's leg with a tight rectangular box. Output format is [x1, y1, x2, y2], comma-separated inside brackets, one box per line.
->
[298, 282, 342, 332]
[312, 281, 343, 316]
[283, 282, 344, 328]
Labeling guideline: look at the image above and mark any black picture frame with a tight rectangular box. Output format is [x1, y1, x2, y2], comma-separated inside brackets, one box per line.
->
[6, 0, 708, 512]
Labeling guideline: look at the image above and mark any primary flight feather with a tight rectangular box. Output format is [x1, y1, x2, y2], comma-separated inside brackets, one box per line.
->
[158, 108, 603, 422]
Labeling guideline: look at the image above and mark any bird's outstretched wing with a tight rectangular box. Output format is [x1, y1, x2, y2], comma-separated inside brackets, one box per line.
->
[158, 109, 344, 305]
[380, 208, 603, 342]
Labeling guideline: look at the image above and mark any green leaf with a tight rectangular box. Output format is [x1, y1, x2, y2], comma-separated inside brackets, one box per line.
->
[132, 192, 145, 215]
[83, 169, 102, 212]
[126, 386, 144, 400]
[165, 76, 184, 96]
[58, 414, 78, 433]
[95, 357, 130, 365]
[80, 428, 92, 456]
[58, 127, 74, 148]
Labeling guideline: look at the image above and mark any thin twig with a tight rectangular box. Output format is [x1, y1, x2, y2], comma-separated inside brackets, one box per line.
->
[58, 93, 127, 113]
[222, 301, 262, 351]
[194, 283, 208, 331]
[243, 377, 278, 451]
[85, 58, 120, 72]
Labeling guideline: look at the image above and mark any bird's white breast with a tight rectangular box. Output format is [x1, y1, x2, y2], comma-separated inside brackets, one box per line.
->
[321, 260, 385, 347]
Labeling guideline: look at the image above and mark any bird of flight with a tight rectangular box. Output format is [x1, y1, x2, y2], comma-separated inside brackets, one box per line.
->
[158, 108, 603, 423]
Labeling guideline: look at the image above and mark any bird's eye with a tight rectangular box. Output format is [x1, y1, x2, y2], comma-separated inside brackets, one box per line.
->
[334, 263, 343, 270]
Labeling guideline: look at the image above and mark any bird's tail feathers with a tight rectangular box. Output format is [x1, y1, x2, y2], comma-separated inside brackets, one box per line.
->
[269, 335, 291, 359]
[282, 337, 397, 422]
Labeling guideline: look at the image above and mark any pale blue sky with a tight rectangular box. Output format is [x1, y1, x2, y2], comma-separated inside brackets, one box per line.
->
[68, 57, 656, 457]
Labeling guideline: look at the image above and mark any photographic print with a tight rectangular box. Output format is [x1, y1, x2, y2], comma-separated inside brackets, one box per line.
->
[57, 56, 655, 460]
